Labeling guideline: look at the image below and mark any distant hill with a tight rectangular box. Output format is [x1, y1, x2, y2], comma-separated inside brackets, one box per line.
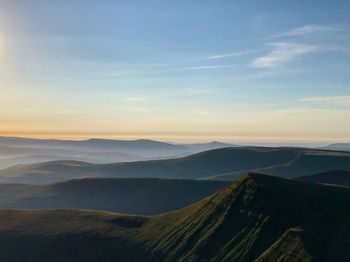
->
[322, 143, 350, 152]
[2, 146, 350, 184]
[203, 148, 350, 181]
[295, 170, 350, 187]
[0, 136, 236, 169]
[0, 178, 228, 215]
[0, 137, 184, 150]
[185, 141, 234, 151]
[0, 147, 297, 183]
[0, 173, 349, 261]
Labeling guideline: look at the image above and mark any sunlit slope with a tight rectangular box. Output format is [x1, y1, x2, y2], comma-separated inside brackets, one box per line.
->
[3, 147, 350, 184]
[140, 173, 350, 261]
[0, 173, 350, 261]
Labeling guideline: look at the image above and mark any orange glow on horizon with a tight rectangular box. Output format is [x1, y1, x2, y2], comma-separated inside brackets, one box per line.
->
[0, 131, 349, 143]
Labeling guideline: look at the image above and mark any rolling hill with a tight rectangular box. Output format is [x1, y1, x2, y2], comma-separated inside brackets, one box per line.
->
[0, 136, 235, 169]
[0, 136, 186, 150]
[0, 173, 349, 261]
[0, 178, 228, 215]
[295, 170, 350, 187]
[1, 147, 350, 184]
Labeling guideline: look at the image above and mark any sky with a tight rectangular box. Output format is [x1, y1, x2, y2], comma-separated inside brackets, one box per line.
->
[0, 0, 350, 143]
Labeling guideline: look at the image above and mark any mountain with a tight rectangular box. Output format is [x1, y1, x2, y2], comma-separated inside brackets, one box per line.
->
[0, 137, 187, 169]
[185, 141, 235, 151]
[252, 150, 350, 177]
[0, 178, 228, 215]
[2, 146, 350, 184]
[0, 136, 235, 169]
[0, 137, 184, 150]
[323, 143, 350, 152]
[204, 148, 350, 181]
[0, 173, 349, 261]
[0, 147, 297, 184]
[295, 170, 350, 187]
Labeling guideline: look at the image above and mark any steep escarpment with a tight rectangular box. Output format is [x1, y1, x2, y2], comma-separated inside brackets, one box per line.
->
[0, 174, 349, 261]
[140, 174, 330, 261]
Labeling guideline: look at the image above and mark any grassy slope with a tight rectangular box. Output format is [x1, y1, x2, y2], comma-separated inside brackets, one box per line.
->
[0, 178, 228, 215]
[0, 209, 148, 262]
[4, 146, 350, 184]
[0, 173, 350, 261]
[140, 174, 350, 261]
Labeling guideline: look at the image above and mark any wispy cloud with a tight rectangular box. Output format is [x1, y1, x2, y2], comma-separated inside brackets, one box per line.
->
[178, 64, 238, 70]
[207, 50, 260, 60]
[263, 24, 344, 40]
[252, 42, 317, 68]
[284, 25, 342, 37]
[124, 96, 151, 102]
[300, 96, 350, 105]
[129, 107, 150, 112]
[194, 110, 211, 116]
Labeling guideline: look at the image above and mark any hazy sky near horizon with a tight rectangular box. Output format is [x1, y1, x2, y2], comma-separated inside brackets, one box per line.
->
[0, 0, 350, 142]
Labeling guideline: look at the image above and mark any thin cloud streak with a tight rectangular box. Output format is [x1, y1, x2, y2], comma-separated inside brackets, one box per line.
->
[176, 64, 239, 70]
[124, 96, 151, 102]
[284, 25, 343, 37]
[263, 24, 344, 40]
[207, 50, 260, 60]
[252, 42, 317, 68]
[300, 96, 350, 105]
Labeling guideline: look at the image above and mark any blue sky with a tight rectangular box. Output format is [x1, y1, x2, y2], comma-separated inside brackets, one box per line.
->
[0, 0, 350, 142]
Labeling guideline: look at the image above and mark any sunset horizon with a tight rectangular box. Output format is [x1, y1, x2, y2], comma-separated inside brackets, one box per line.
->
[0, 2, 350, 260]
[1, 1, 350, 144]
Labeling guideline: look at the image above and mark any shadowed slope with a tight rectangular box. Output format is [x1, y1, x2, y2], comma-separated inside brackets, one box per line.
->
[0, 178, 228, 215]
[0, 174, 350, 261]
[205, 149, 350, 181]
[0, 210, 149, 262]
[295, 170, 350, 187]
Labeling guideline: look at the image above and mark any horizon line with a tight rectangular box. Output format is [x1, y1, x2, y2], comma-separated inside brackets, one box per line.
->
[0, 133, 349, 144]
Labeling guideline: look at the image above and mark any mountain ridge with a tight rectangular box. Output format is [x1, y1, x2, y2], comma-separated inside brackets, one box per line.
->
[0, 173, 349, 261]
[2, 146, 350, 184]
[0, 136, 235, 169]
